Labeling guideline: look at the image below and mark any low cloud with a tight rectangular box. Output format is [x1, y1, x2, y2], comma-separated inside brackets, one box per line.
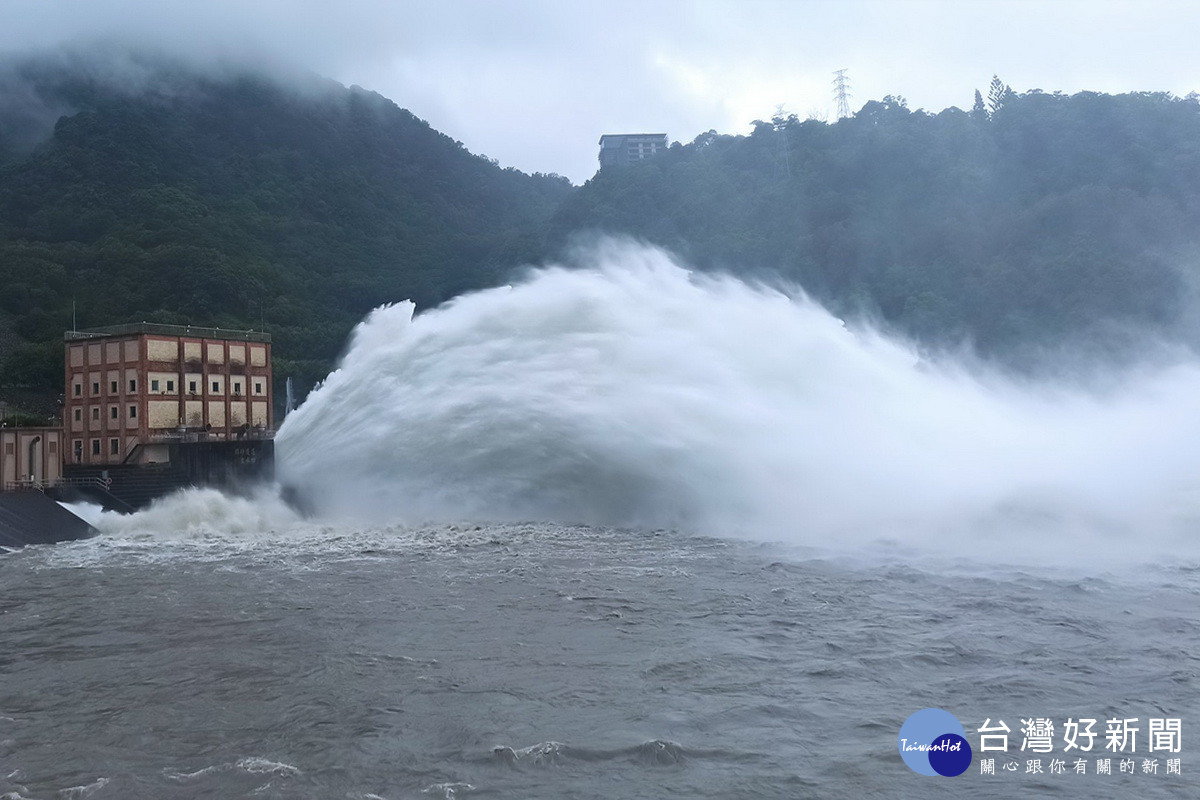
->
[2, 1, 1196, 181]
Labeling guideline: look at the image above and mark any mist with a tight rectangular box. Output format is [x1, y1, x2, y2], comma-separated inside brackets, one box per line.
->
[273, 241, 1200, 567]
[0, 43, 356, 153]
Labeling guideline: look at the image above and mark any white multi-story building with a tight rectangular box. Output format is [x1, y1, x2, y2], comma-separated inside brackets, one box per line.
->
[598, 133, 669, 168]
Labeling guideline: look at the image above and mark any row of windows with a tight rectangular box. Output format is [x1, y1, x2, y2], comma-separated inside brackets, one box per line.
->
[180, 379, 263, 395]
[74, 406, 137, 422]
[75, 379, 139, 397]
[74, 439, 121, 457]
[73, 395, 262, 425]
[2, 441, 59, 455]
[72, 378, 266, 397]
[73, 344, 267, 366]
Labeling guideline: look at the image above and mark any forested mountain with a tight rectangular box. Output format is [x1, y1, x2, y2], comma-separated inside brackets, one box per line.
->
[0, 53, 572, 399]
[3, 55, 1199, 419]
[553, 86, 1200, 363]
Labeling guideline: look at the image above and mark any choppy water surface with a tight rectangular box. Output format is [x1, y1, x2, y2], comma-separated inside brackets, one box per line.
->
[6, 246, 1200, 797]
[1, 518, 1196, 799]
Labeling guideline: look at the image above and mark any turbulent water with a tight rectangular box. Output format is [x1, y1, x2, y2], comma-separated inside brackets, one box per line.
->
[3, 243, 1199, 798]
[279, 242, 1200, 566]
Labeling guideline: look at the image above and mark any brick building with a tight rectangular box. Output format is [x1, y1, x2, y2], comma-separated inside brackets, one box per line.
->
[63, 323, 273, 467]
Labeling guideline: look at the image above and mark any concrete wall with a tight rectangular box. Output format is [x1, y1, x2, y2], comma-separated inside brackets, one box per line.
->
[0, 428, 63, 489]
[148, 400, 179, 429]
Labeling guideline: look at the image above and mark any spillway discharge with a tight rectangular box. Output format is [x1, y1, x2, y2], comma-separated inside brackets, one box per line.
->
[275, 242, 1200, 560]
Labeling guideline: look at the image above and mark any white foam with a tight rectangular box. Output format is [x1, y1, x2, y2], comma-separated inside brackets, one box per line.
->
[273, 241, 1200, 566]
[56, 500, 104, 528]
[422, 783, 474, 798]
[56, 777, 109, 799]
[92, 487, 303, 541]
[235, 757, 300, 777]
[164, 763, 230, 781]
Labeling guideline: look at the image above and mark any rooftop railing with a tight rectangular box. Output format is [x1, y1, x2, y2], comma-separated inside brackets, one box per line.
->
[64, 322, 271, 343]
[149, 427, 275, 443]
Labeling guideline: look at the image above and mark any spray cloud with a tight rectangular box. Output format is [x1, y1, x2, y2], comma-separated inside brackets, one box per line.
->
[276, 241, 1200, 564]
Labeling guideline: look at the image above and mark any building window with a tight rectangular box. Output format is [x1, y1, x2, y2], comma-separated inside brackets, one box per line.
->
[189, 380, 197, 393]
[110, 380, 118, 394]
[92, 381, 100, 395]
[128, 405, 137, 419]
[48, 441, 56, 454]
[212, 381, 220, 393]
[129, 379, 137, 392]
[110, 407, 118, 419]
[91, 439, 100, 456]
[3, 442, 12, 456]
[166, 380, 175, 392]
[255, 382, 262, 394]
[151, 379, 160, 391]
[73, 440, 83, 461]
[74, 383, 81, 397]
[109, 439, 119, 455]
[74, 409, 82, 421]
[91, 407, 99, 420]
[233, 381, 242, 395]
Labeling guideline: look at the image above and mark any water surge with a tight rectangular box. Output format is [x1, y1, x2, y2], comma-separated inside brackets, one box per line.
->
[276, 241, 1200, 562]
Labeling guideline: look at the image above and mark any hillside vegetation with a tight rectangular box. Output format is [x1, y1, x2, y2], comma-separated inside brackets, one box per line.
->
[3, 58, 1199, 417]
[555, 85, 1200, 363]
[0, 54, 571, 400]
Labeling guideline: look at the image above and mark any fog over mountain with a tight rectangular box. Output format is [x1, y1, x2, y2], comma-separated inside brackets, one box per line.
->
[1, 1, 1197, 182]
[2, 47, 1199, 415]
[0, 49, 571, 401]
[555, 87, 1200, 372]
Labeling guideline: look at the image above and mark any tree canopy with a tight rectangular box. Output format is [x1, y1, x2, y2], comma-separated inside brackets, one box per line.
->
[0, 54, 571, 401]
[3, 57, 1199, 417]
[552, 86, 1200, 364]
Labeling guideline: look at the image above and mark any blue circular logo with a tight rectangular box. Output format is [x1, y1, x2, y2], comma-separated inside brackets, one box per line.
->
[898, 708, 972, 776]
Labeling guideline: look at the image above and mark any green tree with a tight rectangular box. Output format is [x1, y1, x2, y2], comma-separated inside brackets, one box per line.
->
[972, 89, 988, 120]
[987, 75, 1013, 113]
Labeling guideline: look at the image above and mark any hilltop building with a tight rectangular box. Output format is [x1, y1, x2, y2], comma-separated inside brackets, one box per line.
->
[598, 133, 668, 168]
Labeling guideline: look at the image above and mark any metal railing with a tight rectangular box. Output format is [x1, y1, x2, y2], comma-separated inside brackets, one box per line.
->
[3, 479, 46, 492]
[65, 322, 271, 343]
[4, 476, 112, 493]
[149, 428, 275, 443]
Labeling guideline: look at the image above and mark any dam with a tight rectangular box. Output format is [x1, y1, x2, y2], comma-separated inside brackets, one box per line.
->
[0, 322, 276, 545]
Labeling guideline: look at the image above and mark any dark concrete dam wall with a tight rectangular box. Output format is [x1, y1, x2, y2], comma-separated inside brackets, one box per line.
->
[0, 492, 96, 548]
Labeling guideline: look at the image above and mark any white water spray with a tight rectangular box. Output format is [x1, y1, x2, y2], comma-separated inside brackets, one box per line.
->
[276, 242, 1200, 561]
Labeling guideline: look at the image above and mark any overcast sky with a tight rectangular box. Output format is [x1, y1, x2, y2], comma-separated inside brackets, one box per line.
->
[1, 0, 1197, 183]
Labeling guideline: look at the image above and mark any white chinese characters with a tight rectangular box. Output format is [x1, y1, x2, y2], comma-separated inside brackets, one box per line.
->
[975, 717, 1181, 754]
[974, 716, 1184, 778]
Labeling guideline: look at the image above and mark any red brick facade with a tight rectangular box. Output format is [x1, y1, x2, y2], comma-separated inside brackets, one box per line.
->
[63, 324, 273, 466]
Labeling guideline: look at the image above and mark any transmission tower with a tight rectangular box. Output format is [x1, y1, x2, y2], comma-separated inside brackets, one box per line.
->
[832, 69, 852, 119]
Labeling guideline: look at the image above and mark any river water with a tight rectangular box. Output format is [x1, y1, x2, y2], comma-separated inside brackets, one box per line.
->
[3, 245, 1199, 797]
[1, 511, 1196, 799]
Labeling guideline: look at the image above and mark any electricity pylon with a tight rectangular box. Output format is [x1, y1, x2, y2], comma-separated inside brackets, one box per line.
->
[833, 69, 852, 119]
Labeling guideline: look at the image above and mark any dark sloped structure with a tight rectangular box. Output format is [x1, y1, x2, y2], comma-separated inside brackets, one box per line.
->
[0, 491, 96, 548]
